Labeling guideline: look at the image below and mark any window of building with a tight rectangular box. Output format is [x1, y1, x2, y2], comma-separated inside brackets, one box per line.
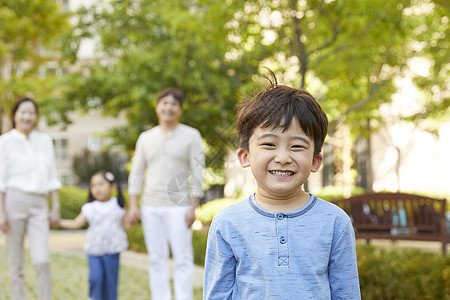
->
[59, 174, 69, 186]
[88, 135, 114, 152]
[53, 138, 68, 161]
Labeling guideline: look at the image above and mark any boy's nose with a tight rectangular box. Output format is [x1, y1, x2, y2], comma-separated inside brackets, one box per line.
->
[274, 150, 292, 164]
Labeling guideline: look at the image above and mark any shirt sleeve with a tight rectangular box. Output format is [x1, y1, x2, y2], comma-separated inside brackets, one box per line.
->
[81, 203, 92, 222]
[328, 219, 361, 300]
[128, 134, 146, 196]
[189, 130, 204, 199]
[203, 219, 236, 300]
[46, 135, 62, 191]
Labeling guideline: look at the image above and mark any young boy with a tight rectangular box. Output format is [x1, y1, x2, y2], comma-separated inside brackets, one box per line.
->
[203, 78, 361, 299]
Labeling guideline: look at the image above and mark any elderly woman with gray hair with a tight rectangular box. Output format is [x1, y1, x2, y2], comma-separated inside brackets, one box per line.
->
[0, 96, 61, 300]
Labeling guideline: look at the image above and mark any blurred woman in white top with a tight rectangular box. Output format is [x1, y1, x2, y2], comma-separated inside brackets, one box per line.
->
[0, 96, 61, 300]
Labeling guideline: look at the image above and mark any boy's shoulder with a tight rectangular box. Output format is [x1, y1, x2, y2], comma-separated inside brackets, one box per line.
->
[215, 197, 249, 216]
[313, 194, 346, 210]
[211, 197, 252, 224]
[312, 195, 352, 222]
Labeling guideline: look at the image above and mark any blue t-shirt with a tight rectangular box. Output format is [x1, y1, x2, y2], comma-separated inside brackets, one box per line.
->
[204, 194, 361, 300]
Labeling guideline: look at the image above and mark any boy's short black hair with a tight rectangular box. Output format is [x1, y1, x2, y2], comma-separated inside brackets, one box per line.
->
[157, 88, 184, 107]
[236, 78, 328, 156]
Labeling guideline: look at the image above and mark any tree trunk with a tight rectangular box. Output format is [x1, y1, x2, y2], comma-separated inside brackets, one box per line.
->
[366, 118, 374, 192]
[333, 124, 354, 197]
[1, 110, 10, 134]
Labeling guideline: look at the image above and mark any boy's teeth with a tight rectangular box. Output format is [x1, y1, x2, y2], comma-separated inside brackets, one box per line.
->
[270, 171, 293, 176]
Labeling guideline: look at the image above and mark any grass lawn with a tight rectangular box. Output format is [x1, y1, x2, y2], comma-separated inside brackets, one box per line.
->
[0, 245, 203, 299]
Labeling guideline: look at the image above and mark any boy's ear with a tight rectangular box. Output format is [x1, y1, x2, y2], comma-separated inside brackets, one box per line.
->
[236, 148, 250, 168]
[311, 153, 323, 173]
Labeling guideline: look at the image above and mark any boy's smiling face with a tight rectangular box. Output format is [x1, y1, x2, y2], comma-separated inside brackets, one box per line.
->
[237, 119, 322, 209]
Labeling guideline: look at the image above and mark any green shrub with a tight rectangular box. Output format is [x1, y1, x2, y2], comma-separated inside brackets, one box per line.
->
[72, 149, 129, 186]
[317, 185, 364, 201]
[57, 186, 88, 219]
[193, 229, 208, 266]
[126, 224, 147, 253]
[195, 198, 241, 224]
[357, 244, 450, 300]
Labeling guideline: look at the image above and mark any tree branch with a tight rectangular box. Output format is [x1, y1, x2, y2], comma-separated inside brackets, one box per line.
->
[306, 6, 340, 58]
[290, 0, 308, 88]
[330, 24, 398, 126]
[312, 19, 377, 69]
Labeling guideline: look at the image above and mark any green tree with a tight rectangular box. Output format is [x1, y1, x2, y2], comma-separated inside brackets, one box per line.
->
[227, 0, 448, 192]
[50, 0, 252, 178]
[72, 148, 129, 186]
[0, 0, 72, 133]
[229, 0, 448, 126]
[54, 0, 448, 189]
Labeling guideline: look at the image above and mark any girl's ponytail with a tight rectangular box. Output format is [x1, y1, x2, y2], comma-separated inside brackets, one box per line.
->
[116, 183, 125, 208]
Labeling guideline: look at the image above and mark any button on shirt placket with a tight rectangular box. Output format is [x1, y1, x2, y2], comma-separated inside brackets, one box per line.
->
[275, 213, 289, 267]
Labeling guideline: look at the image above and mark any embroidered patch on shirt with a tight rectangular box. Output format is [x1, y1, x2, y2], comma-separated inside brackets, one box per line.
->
[278, 256, 289, 267]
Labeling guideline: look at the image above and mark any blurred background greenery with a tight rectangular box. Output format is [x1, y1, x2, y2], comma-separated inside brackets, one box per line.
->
[1, 0, 449, 197]
[1, 1, 450, 298]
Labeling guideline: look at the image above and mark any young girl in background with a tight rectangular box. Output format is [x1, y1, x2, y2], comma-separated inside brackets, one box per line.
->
[59, 171, 130, 300]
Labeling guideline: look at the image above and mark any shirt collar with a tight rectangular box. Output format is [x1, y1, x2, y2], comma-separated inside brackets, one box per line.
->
[11, 129, 38, 140]
[156, 124, 180, 138]
[249, 193, 317, 218]
[94, 197, 117, 205]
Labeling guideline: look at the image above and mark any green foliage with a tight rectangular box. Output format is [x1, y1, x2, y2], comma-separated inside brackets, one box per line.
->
[357, 244, 450, 300]
[195, 198, 242, 224]
[317, 185, 365, 201]
[57, 186, 88, 220]
[126, 224, 147, 253]
[193, 229, 208, 267]
[45, 0, 448, 193]
[0, 0, 72, 132]
[53, 0, 252, 171]
[71, 149, 129, 186]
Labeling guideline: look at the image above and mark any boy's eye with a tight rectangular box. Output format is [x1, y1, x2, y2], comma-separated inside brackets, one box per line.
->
[292, 145, 305, 149]
[261, 142, 275, 147]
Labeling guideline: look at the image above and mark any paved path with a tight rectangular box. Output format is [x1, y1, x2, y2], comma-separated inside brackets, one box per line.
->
[0, 230, 205, 288]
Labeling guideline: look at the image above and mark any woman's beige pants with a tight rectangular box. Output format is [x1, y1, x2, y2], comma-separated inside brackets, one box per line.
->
[4, 188, 51, 300]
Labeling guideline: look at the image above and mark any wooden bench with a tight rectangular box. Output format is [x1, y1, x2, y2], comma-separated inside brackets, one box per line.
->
[332, 192, 449, 255]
